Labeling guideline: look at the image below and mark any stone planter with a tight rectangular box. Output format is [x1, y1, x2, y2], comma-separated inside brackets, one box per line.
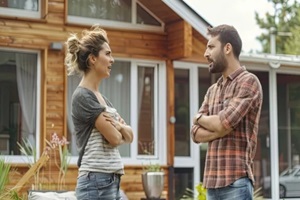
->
[141, 172, 164, 199]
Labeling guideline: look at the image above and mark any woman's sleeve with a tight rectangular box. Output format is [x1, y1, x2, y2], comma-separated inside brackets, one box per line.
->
[72, 93, 106, 126]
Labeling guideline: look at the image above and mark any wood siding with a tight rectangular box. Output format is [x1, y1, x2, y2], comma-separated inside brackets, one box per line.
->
[0, 0, 207, 199]
[166, 20, 192, 60]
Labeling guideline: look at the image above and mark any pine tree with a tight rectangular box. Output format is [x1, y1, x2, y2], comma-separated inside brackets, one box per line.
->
[255, 0, 300, 54]
[284, 7, 300, 55]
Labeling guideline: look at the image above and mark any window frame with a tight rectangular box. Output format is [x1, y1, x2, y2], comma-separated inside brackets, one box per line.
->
[173, 62, 200, 166]
[66, 0, 164, 32]
[173, 61, 202, 192]
[0, 0, 42, 19]
[274, 68, 300, 199]
[1, 47, 41, 164]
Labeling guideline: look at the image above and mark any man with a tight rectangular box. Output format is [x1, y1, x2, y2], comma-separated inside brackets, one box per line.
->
[191, 24, 263, 200]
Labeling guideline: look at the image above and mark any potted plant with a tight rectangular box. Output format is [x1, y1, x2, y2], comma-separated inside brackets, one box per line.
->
[139, 140, 165, 199]
[142, 162, 164, 199]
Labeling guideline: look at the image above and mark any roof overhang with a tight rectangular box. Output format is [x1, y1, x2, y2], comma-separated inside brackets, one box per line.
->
[241, 53, 300, 68]
[162, 0, 211, 39]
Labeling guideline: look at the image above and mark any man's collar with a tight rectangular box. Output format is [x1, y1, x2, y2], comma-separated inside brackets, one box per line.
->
[216, 66, 246, 85]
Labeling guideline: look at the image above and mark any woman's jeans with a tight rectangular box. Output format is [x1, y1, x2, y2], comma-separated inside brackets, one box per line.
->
[207, 177, 253, 200]
[76, 171, 122, 200]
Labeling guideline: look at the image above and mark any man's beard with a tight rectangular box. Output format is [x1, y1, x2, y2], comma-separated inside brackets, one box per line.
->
[209, 53, 227, 74]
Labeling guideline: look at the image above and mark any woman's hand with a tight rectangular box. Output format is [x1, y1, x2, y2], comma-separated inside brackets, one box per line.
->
[103, 113, 123, 132]
[102, 112, 133, 144]
[117, 113, 127, 125]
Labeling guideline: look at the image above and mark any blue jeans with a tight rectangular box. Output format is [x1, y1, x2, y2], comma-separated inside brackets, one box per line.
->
[76, 171, 122, 200]
[207, 177, 253, 200]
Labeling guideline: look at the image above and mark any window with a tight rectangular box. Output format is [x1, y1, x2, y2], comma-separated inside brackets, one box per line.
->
[0, 0, 41, 18]
[276, 73, 300, 198]
[136, 3, 160, 26]
[249, 71, 271, 198]
[101, 61, 131, 157]
[67, 61, 131, 157]
[174, 68, 190, 157]
[173, 62, 203, 196]
[137, 65, 155, 156]
[67, 60, 166, 164]
[0, 49, 40, 162]
[67, 0, 163, 32]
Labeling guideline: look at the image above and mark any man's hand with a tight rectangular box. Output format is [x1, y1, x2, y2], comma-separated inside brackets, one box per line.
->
[193, 113, 202, 125]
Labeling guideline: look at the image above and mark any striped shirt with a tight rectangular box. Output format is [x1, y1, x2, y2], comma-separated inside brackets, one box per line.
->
[72, 86, 124, 174]
[194, 67, 262, 188]
[79, 106, 124, 174]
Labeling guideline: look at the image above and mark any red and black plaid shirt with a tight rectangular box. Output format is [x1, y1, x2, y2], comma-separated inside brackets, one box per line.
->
[194, 67, 263, 189]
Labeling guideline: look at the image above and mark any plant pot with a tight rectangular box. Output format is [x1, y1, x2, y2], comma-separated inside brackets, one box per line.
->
[141, 172, 164, 199]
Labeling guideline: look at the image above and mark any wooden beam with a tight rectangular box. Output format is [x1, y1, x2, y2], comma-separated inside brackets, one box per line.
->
[41, 0, 48, 20]
[41, 48, 48, 154]
[166, 60, 175, 166]
[166, 20, 192, 60]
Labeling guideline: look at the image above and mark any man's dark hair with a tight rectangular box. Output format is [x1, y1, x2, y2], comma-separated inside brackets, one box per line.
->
[207, 24, 242, 59]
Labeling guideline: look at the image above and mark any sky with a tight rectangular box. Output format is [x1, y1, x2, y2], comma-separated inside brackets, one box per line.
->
[183, 0, 274, 53]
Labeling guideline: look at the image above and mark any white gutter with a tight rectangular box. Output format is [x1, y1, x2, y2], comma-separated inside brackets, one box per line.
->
[241, 53, 300, 67]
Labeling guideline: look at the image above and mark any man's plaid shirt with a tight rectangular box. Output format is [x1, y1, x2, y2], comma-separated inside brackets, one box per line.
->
[192, 67, 263, 189]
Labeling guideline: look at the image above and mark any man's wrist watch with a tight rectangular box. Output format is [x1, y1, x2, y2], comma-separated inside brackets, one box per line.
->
[195, 113, 203, 124]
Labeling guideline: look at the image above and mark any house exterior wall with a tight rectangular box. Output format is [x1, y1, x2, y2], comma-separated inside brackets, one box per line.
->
[0, 0, 209, 199]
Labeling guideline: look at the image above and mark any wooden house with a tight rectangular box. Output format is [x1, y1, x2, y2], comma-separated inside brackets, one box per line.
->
[1, 0, 300, 200]
[0, 0, 210, 199]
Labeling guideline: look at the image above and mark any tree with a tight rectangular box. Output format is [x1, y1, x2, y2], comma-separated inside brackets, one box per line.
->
[255, 0, 300, 54]
[284, 8, 300, 55]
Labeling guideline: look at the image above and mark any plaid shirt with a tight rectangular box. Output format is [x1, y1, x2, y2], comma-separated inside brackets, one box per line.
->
[194, 67, 262, 189]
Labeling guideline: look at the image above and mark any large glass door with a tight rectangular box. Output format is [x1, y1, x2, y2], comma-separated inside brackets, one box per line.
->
[276, 73, 300, 198]
[173, 63, 200, 199]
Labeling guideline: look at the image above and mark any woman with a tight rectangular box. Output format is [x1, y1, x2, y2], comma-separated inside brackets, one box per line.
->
[65, 25, 134, 200]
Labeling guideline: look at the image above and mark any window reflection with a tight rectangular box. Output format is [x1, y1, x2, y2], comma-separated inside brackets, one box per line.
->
[250, 71, 271, 198]
[137, 67, 155, 155]
[0, 0, 39, 11]
[174, 69, 190, 157]
[68, 0, 162, 27]
[136, 3, 161, 26]
[68, 0, 131, 22]
[0, 50, 38, 155]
